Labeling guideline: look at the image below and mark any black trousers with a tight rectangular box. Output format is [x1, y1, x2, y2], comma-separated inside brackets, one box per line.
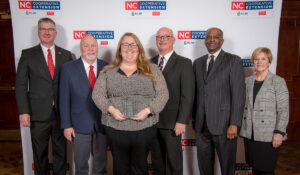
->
[150, 128, 183, 175]
[105, 125, 157, 175]
[30, 109, 67, 175]
[196, 123, 237, 175]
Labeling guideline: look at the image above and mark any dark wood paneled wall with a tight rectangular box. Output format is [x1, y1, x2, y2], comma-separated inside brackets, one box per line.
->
[0, 0, 18, 129]
[277, 0, 300, 141]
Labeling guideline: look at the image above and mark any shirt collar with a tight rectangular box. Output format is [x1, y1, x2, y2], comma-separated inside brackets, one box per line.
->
[82, 57, 97, 69]
[208, 49, 222, 61]
[40, 44, 54, 53]
[159, 50, 174, 62]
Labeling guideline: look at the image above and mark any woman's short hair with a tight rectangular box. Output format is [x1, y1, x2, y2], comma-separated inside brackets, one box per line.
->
[251, 47, 273, 63]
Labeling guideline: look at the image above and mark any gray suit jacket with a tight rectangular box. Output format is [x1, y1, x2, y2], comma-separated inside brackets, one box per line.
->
[151, 52, 195, 129]
[193, 50, 246, 135]
[240, 72, 289, 142]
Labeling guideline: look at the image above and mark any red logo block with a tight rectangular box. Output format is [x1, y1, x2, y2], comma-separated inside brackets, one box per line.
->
[19, 1, 32, 9]
[152, 11, 160, 16]
[125, 1, 139, 10]
[258, 11, 266, 15]
[73, 31, 87, 39]
[47, 11, 54, 16]
[100, 41, 108, 45]
[178, 31, 191, 39]
[181, 139, 188, 146]
[231, 2, 245, 10]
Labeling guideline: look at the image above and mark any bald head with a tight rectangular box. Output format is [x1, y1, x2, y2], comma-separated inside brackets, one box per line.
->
[156, 27, 175, 56]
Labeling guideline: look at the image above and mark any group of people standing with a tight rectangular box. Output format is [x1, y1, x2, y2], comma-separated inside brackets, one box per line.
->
[15, 17, 289, 175]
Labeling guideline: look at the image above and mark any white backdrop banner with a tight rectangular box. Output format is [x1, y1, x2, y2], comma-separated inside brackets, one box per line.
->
[10, 0, 282, 174]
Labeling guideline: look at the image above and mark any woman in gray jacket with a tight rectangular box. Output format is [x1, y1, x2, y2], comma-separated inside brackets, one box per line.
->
[240, 47, 289, 175]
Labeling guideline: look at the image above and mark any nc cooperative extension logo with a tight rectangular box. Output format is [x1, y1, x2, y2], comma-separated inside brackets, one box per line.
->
[18, 1, 60, 10]
[242, 59, 253, 67]
[177, 31, 206, 40]
[125, 1, 166, 10]
[74, 31, 114, 45]
[231, 1, 273, 10]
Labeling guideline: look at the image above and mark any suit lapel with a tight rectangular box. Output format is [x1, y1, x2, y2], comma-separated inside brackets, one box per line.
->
[207, 50, 224, 79]
[36, 45, 52, 81]
[202, 56, 208, 81]
[162, 52, 177, 76]
[248, 75, 255, 108]
[151, 55, 159, 65]
[77, 58, 92, 89]
[54, 45, 63, 81]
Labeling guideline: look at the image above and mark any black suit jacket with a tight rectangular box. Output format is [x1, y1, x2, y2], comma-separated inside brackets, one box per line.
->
[16, 44, 73, 121]
[151, 52, 195, 129]
[193, 50, 246, 135]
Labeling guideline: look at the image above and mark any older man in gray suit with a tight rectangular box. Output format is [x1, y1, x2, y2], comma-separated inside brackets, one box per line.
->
[193, 27, 246, 175]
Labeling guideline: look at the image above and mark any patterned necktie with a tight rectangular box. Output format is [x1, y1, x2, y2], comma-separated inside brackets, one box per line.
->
[47, 49, 55, 80]
[89, 65, 96, 90]
[207, 55, 214, 75]
[158, 57, 165, 71]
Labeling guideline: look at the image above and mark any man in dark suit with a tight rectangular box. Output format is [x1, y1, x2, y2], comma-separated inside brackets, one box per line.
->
[193, 27, 246, 175]
[59, 34, 108, 175]
[15, 18, 72, 175]
[150, 27, 195, 175]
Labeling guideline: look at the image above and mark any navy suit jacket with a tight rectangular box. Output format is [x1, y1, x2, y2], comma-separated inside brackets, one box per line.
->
[59, 58, 108, 134]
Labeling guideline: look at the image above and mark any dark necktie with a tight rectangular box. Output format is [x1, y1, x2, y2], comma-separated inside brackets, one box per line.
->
[89, 65, 96, 90]
[47, 49, 55, 80]
[207, 55, 214, 75]
[158, 57, 165, 71]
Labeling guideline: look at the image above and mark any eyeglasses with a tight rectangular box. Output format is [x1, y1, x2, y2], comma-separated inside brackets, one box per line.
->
[39, 28, 56, 33]
[156, 35, 173, 40]
[121, 43, 138, 49]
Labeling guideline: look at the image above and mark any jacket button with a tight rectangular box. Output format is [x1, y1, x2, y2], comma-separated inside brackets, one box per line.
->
[245, 107, 247, 110]
[244, 117, 246, 120]
[261, 120, 264, 123]
[260, 109, 263, 112]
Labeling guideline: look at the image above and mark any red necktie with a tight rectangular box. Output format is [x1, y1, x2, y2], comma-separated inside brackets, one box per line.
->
[47, 49, 55, 80]
[89, 65, 96, 90]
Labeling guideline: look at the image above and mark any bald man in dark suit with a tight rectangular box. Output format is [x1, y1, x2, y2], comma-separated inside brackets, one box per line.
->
[193, 27, 245, 175]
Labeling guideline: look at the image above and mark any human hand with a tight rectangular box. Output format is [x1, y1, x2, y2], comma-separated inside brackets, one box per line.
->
[174, 122, 186, 136]
[227, 125, 238, 139]
[132, 108, 150, 121]
[19, 114, 31, 127]
[272, 133, 283, 148]
[108, 105, 126, 121]
[64, 128, 75, 142]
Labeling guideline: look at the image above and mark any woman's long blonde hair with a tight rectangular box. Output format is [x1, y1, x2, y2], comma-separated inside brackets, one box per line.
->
[102, 32, 155, 84]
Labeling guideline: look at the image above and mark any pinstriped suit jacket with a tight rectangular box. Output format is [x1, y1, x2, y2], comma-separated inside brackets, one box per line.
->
[240, 72, 289, 142]
[193, 50, 246, 135]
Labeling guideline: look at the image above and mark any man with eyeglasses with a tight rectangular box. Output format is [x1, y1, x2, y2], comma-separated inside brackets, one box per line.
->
[16, 17, 72, 175]
[193, 27, 245, 175]
[150, 27, 195, 175]
[60, 34, 108, 175]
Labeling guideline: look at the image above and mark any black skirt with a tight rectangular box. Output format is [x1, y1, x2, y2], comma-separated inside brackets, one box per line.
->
[244, 138, 280, 171]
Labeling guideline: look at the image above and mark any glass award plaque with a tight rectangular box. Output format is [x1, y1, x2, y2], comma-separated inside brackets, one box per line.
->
[123, 98, 135, 118]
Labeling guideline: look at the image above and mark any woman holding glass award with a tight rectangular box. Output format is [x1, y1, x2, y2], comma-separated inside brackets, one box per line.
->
[92, 32, 169, 175]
